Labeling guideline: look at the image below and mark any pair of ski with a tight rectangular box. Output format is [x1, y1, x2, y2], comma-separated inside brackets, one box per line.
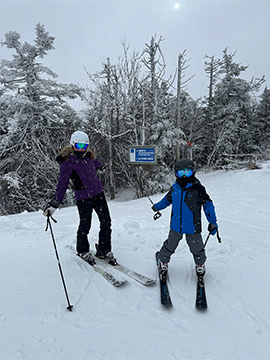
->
[79, 252, 156, 287]
[157, 263, 207, 310]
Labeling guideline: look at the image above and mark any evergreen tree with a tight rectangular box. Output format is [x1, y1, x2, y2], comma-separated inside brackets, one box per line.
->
[179, 94, 205, 163]
[175, 50, 195, 161]
[135, 36, 177, 195]
[0, 24, 82, 215]
[252, 87, 270, 155]
[205, 49, 265, 168]
[199, 55, 224, 165]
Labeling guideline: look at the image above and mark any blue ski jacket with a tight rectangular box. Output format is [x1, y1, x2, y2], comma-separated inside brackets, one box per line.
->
[153, 178, 217, 234]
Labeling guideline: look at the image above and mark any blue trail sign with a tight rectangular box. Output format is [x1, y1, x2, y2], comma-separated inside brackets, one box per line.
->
[129, 146, 157, 165]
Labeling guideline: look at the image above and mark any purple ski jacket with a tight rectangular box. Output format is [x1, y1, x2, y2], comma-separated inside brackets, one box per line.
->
[53, 146, 103, 203]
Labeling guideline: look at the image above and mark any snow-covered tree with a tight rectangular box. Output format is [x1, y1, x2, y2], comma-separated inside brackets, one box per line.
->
[83, 37, 177, 198]
[252, 87, 270, 155]
[175, 50, 195, 160]
[0, 24, 82, 215]
[204, 49, 265, 168]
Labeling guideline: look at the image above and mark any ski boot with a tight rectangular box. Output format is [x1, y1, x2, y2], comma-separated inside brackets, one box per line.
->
[156, 252, 168, 278]
[196, 263, 206, 277]
[95, 244, 117, 265]
[78, 252, 96, 265]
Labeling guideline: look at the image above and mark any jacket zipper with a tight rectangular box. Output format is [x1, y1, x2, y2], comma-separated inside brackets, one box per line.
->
[82, 158, 92, 198]
[180, 188, 184, 233]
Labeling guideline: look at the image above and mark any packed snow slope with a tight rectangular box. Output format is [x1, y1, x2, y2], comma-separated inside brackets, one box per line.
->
[1, 163, 270, 360]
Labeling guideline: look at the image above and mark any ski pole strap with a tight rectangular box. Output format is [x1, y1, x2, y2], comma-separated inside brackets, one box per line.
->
[45, 214, 57, 232]
[204, 229, 221, 249]
[153, 211, 162, 221]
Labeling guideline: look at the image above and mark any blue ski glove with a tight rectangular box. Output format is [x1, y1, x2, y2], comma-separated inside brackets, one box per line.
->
[208, 223, 218, 235]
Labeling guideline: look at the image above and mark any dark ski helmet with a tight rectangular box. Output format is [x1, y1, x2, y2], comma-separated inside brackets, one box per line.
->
[174, 158, 196, 173]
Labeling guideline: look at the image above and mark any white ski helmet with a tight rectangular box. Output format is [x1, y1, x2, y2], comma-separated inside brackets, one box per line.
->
[70, 131, 89, 146]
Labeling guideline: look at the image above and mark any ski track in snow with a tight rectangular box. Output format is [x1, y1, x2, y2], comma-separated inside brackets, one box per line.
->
[1, 162, 270, 360]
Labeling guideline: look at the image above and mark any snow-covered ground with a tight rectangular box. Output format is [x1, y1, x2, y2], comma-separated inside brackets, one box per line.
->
[1, 163, 270, 360]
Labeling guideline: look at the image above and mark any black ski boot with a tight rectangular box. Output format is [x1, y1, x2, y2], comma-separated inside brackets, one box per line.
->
[196, 264, 206, 277]
[195, 264, 207, 310]
[156, 252, 168, 278]
[78, 252, 96, 265]
[155, 252, 172, 307]
[95, 244, 117, 265]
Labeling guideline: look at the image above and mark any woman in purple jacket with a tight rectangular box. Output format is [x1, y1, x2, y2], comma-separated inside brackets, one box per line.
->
[43, 130, 116, 265]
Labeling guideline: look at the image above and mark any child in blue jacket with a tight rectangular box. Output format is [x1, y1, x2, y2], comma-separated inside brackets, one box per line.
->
[152, 159, 218, 276]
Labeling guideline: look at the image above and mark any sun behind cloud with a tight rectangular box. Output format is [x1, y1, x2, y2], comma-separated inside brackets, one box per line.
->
[174, 3, 180, 10]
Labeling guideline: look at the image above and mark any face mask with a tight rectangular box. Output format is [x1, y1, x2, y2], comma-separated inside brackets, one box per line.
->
[177, 175, 194, 188]
[74, 150, 86, 158]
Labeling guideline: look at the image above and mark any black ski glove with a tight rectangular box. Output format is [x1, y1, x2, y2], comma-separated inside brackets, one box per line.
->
[208, 223, 218, 235]
[151, 205, 162, 220]
[43, 199, 60, 217]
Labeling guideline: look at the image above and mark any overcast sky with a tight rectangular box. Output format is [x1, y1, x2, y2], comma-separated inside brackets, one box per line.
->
[1, 0, 269, 106]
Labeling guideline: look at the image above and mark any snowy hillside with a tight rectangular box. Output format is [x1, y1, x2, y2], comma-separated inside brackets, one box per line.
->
[1, 163, 270, 360]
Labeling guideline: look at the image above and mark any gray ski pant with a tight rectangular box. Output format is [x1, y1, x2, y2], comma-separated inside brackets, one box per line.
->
[158, 229, 206, 265]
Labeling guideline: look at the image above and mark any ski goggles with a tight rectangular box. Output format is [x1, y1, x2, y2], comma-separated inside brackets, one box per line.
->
[176, 168, 193, 178]
[74, 143, 88, 150]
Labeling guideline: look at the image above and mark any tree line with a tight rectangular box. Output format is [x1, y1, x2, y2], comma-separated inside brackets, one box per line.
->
[0, 24, 269, 215]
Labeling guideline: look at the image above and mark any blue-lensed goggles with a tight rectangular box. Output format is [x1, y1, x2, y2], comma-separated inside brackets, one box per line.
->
[74, 143, 88, 150]
[176, 168, 193, 178]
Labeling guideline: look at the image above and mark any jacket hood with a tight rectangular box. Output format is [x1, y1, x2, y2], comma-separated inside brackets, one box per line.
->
[56, 145, 95, 163]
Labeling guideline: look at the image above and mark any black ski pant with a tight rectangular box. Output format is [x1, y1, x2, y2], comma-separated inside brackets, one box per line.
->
[76, 192, 112, 254]
[157, 229, 206, 265]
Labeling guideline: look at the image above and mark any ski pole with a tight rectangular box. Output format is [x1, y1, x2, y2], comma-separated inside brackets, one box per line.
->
[134, 177, 162, 220]
[203, 229, 222, 248]
[45, 215, 73, 311]
[203, 232, 211, 249]
[216, 229, 222, 243]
